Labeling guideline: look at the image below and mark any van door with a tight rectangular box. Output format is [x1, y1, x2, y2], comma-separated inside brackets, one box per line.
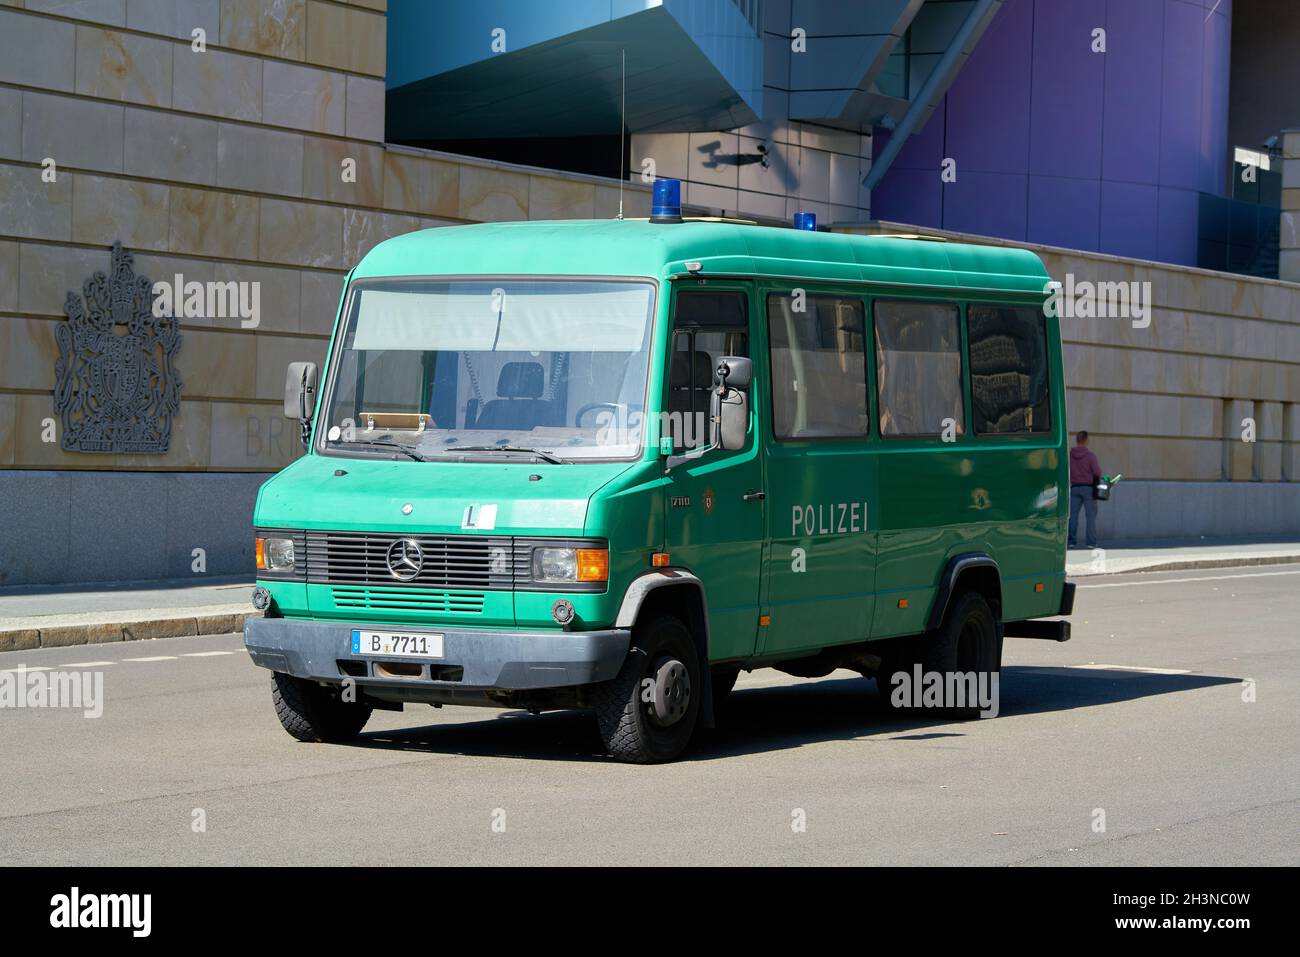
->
[759, 287, 876, 657]
[662, 286, 765, 662]
[869, 297, 968, 638]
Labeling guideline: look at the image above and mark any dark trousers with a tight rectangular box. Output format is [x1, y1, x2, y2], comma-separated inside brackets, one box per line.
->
[1068, 484, 1098, 548]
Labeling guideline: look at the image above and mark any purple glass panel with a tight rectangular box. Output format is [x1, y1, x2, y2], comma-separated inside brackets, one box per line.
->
[946, 0, 1032, 174]
[1099, 181, 1161, 261]
[1027, 175, 1100, 251]
[1028, 0, 1105, 180]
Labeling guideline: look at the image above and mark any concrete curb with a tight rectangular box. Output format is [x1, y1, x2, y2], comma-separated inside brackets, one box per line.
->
[1068, 553, 1300, 578]
[0, 611, 260, 653]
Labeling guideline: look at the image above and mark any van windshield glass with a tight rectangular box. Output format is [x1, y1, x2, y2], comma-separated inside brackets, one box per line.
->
[321, 279, 655, 460]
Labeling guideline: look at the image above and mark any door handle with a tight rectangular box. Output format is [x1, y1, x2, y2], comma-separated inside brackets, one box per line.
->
[742, 490, 766, 502]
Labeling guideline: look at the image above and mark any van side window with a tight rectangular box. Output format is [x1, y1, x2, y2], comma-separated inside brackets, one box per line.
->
[874, 300, 963, 437]
[668, 291, 748, 450]
[767, 292, 868, 439]
[967, 305, 1052, 434]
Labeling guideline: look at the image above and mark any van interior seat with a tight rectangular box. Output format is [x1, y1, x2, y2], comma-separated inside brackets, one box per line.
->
[473, 361, 552, 431]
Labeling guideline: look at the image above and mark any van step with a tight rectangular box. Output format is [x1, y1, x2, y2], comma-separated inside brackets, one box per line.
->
[1004, 620, 1071, 642]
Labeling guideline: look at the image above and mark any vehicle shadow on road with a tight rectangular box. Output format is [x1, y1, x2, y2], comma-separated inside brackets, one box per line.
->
[354, 709, 608, 761]
[693, 666, 1240, 760]
[348, 665, 1241, 762]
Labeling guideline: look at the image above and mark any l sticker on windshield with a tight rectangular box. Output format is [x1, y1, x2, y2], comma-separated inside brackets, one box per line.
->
[462, 504, 498, 530]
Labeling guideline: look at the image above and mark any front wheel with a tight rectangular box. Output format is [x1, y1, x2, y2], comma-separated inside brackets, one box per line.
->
[592, 616, 701, 763]
[271, 672, 373, 742]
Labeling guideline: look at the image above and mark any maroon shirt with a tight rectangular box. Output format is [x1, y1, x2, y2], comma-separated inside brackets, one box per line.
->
[1070, 446, 1101, 486]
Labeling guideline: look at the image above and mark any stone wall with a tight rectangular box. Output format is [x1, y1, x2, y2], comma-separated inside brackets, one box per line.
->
[1282, 128, 1299, 284]
[631, 122, 872, 225]
[0, 0, 651, 585]
[0, 0, 652, 479]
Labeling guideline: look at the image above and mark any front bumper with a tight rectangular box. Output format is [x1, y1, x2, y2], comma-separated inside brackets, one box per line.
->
[244, 617, 630, 691]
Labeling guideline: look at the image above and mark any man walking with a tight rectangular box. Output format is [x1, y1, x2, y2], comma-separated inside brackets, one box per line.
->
[1068, 430, 1103, 549]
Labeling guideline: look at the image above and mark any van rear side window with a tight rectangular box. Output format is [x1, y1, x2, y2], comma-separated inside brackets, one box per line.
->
[874, 300, 963, 437]
[967, 304, 1052, 434]
[767, 293, 868, 439]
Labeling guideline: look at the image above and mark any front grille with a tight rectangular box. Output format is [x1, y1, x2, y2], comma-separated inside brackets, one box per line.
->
[306, 531, 514, 589]
[330, 586, 486, 614]
[296, 531, 606, 594]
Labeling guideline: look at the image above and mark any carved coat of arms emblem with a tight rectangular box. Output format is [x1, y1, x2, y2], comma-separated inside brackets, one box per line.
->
[54, 242, 182, 454]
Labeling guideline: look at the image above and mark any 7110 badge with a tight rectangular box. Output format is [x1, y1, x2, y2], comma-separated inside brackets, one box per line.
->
[351, 629, 445, 658]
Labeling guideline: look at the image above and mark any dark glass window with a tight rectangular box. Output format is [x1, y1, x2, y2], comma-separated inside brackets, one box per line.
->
[767, 292, 868, 439]
[967, 305, 1051, 434]
[874, 300, 964, 437]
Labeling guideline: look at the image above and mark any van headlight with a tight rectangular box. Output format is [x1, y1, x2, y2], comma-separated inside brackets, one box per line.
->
[532, 547, 608, 583]
[256, 536, 296, 571]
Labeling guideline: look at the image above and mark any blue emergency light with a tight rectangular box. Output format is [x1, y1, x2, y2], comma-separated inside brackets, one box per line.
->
[651, 178, 683, 223]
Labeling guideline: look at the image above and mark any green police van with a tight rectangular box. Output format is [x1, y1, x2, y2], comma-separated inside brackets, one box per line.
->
[244, 193, 1074, 763]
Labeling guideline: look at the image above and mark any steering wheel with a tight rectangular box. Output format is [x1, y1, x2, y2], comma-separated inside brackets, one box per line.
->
[575, 402, 632, 428]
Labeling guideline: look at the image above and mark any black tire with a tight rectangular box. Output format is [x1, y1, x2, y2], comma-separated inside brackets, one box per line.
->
[271, 672, 373, 743]
[592, 615, 702, 763]
[876, 590, 1002, 719]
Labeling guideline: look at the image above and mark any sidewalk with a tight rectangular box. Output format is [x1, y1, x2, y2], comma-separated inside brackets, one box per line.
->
[0, 578, 257, 653]
[1065, 537, 1300, 577]
[3, 538, 1299, 651]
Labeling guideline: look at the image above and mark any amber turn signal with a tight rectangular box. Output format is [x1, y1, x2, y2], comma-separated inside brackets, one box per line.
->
[576, 548, 609, 582]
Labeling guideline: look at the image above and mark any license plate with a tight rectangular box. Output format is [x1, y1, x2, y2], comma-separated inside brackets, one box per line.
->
[350, 629, 444, 659]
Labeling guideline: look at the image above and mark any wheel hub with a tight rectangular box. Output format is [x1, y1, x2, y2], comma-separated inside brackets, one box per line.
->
[650, 657, 691, 726]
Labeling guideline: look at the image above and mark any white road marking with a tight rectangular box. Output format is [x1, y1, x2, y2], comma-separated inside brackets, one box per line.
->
[1, 650, 237, 670]
[1068, 664, 1192, 675]
[1078, 569, 1300, 589]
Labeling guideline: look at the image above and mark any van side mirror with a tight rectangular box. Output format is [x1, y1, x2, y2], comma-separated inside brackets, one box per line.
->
[665, 356, 751, 470]
[284, 361, 318, 420]
[713, 356, 750, 451]
[284, 362, 318, 449]
[715, 356, 752, 390]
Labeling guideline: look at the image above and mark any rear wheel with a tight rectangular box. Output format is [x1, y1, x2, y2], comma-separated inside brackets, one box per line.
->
[592, 616, 701, 763]
[271, 672, 373, 742]
[876, 590, 1002, 719]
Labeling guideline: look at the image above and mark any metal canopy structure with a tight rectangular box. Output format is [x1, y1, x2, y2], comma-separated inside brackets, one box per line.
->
[386, 0, 1003, 147]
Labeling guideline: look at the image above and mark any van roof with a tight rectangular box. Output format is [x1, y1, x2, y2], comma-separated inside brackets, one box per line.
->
[353, 219, 1052, 297]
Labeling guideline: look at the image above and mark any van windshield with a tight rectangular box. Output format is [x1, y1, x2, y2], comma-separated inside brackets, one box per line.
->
[320, 279, 655, 461]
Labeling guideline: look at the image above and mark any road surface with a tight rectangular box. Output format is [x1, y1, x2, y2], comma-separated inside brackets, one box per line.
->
[1, 564, 1296, 865]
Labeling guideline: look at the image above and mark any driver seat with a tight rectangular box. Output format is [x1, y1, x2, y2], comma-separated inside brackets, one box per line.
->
[473, 362, 551, 431]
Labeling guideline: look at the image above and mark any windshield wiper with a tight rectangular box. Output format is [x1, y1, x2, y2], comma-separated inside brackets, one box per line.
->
[330, 440, 429, 462]
[447, 445, 566, 464]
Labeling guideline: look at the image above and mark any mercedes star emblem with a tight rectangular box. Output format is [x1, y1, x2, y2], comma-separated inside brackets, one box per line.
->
[386, 538, 424, 581]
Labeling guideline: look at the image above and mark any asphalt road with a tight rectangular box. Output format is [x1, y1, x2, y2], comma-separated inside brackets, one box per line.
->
[1, 565, 1297, 866]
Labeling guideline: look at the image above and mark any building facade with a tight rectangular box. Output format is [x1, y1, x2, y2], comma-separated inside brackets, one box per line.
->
[0, 0, 1297, 587]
